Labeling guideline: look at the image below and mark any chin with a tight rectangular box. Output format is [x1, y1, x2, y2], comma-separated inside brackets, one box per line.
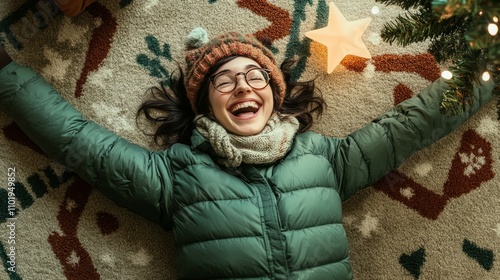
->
[230, 125, 265, 136]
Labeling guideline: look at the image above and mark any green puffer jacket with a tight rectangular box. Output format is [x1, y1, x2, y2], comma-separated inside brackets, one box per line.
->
[0, 62, 495, 279]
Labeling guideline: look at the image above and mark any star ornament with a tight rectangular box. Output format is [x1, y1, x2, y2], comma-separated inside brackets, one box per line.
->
[305, 1, 372, 73]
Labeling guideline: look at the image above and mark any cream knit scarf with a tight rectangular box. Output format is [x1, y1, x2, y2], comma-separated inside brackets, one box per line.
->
[194, 114, 300, 167]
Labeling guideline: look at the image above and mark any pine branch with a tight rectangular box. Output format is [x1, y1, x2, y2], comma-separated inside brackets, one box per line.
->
[440, 49, 487, 115]
[380, 7, 469, 48]
[427, 29, 469, 62]
[428, 15, 471, 62]
[376, 0, 431, 10]
[378, 0, 500, 118]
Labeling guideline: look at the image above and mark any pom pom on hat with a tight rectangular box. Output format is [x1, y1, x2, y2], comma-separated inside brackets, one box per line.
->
[186, 27, 209, 49]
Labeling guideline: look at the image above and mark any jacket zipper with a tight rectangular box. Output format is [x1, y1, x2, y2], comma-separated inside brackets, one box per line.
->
[240, 165, 289, 280]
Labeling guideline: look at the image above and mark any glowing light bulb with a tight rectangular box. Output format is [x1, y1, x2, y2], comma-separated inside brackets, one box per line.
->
[371, 6, 380, 15]
[441, 70, 453, 80]
[494, 16, 499, 23]
[488, 23, 498, 36]
[482, 71, 491, 81]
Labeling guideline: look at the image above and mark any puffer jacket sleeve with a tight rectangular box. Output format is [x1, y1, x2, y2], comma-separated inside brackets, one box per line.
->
[0, 62, 174, 229]
[325, 77, 496, 201]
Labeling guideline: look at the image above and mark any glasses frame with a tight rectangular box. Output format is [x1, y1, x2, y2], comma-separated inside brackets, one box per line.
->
[209, 67, 271, 93]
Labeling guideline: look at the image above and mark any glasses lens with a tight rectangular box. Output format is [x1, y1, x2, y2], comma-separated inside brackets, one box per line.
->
[213, 72, 235, 93]
[246, 69, 269, 89]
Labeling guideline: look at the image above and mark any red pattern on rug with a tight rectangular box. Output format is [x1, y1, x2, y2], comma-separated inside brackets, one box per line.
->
[75, 2, 117, 97]
[48, 177, 100, 279]
[237, 0, 292, 43]
[374, 129, 495, 220]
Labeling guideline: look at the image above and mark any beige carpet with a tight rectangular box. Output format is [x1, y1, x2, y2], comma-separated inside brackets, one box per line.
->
[1, 0, 499, 279]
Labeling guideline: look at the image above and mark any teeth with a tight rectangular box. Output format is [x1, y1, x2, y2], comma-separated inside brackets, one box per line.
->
[230, 101, 259, 113]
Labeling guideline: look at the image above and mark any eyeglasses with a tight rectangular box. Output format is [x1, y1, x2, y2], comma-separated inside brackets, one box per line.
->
[209, 68, 271, 93]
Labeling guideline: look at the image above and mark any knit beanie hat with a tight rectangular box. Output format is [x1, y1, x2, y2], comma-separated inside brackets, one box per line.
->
[184, 28, 286, 113]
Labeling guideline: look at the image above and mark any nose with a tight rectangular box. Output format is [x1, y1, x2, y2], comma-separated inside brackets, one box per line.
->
[234, 74, 252, 94]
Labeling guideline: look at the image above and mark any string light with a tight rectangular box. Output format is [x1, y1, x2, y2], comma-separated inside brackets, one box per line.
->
[441, 70, 453, 80]
[494, 16, 499, 23]
[488, 23, 498, 36]
[482, 71, 491, 81]
[371, 6, 380, 15]
[442, 71, 491, 81]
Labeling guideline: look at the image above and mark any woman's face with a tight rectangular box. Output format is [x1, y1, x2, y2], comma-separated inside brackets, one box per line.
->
[208, 57, 274, 136]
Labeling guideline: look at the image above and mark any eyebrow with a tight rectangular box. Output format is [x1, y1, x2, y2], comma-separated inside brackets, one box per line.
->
[214, 64, 261, 75]
[244, 64, 261, 70]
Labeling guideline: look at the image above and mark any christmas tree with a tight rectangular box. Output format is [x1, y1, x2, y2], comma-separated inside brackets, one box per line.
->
[375, 0, 499, 119]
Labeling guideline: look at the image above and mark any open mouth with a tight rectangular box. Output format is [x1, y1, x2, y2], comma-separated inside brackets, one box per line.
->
[229, 101, 261, 118]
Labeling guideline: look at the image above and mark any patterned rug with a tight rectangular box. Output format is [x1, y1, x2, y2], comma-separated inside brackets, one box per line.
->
[1, 0, 499, 279]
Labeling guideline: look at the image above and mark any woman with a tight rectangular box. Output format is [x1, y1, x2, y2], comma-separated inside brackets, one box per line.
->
[0, 29, 495, 279]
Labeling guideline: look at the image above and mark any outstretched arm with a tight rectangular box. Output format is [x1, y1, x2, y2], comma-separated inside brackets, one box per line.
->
[327, 77, 496, 201]
[0, 51, 173, 229]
